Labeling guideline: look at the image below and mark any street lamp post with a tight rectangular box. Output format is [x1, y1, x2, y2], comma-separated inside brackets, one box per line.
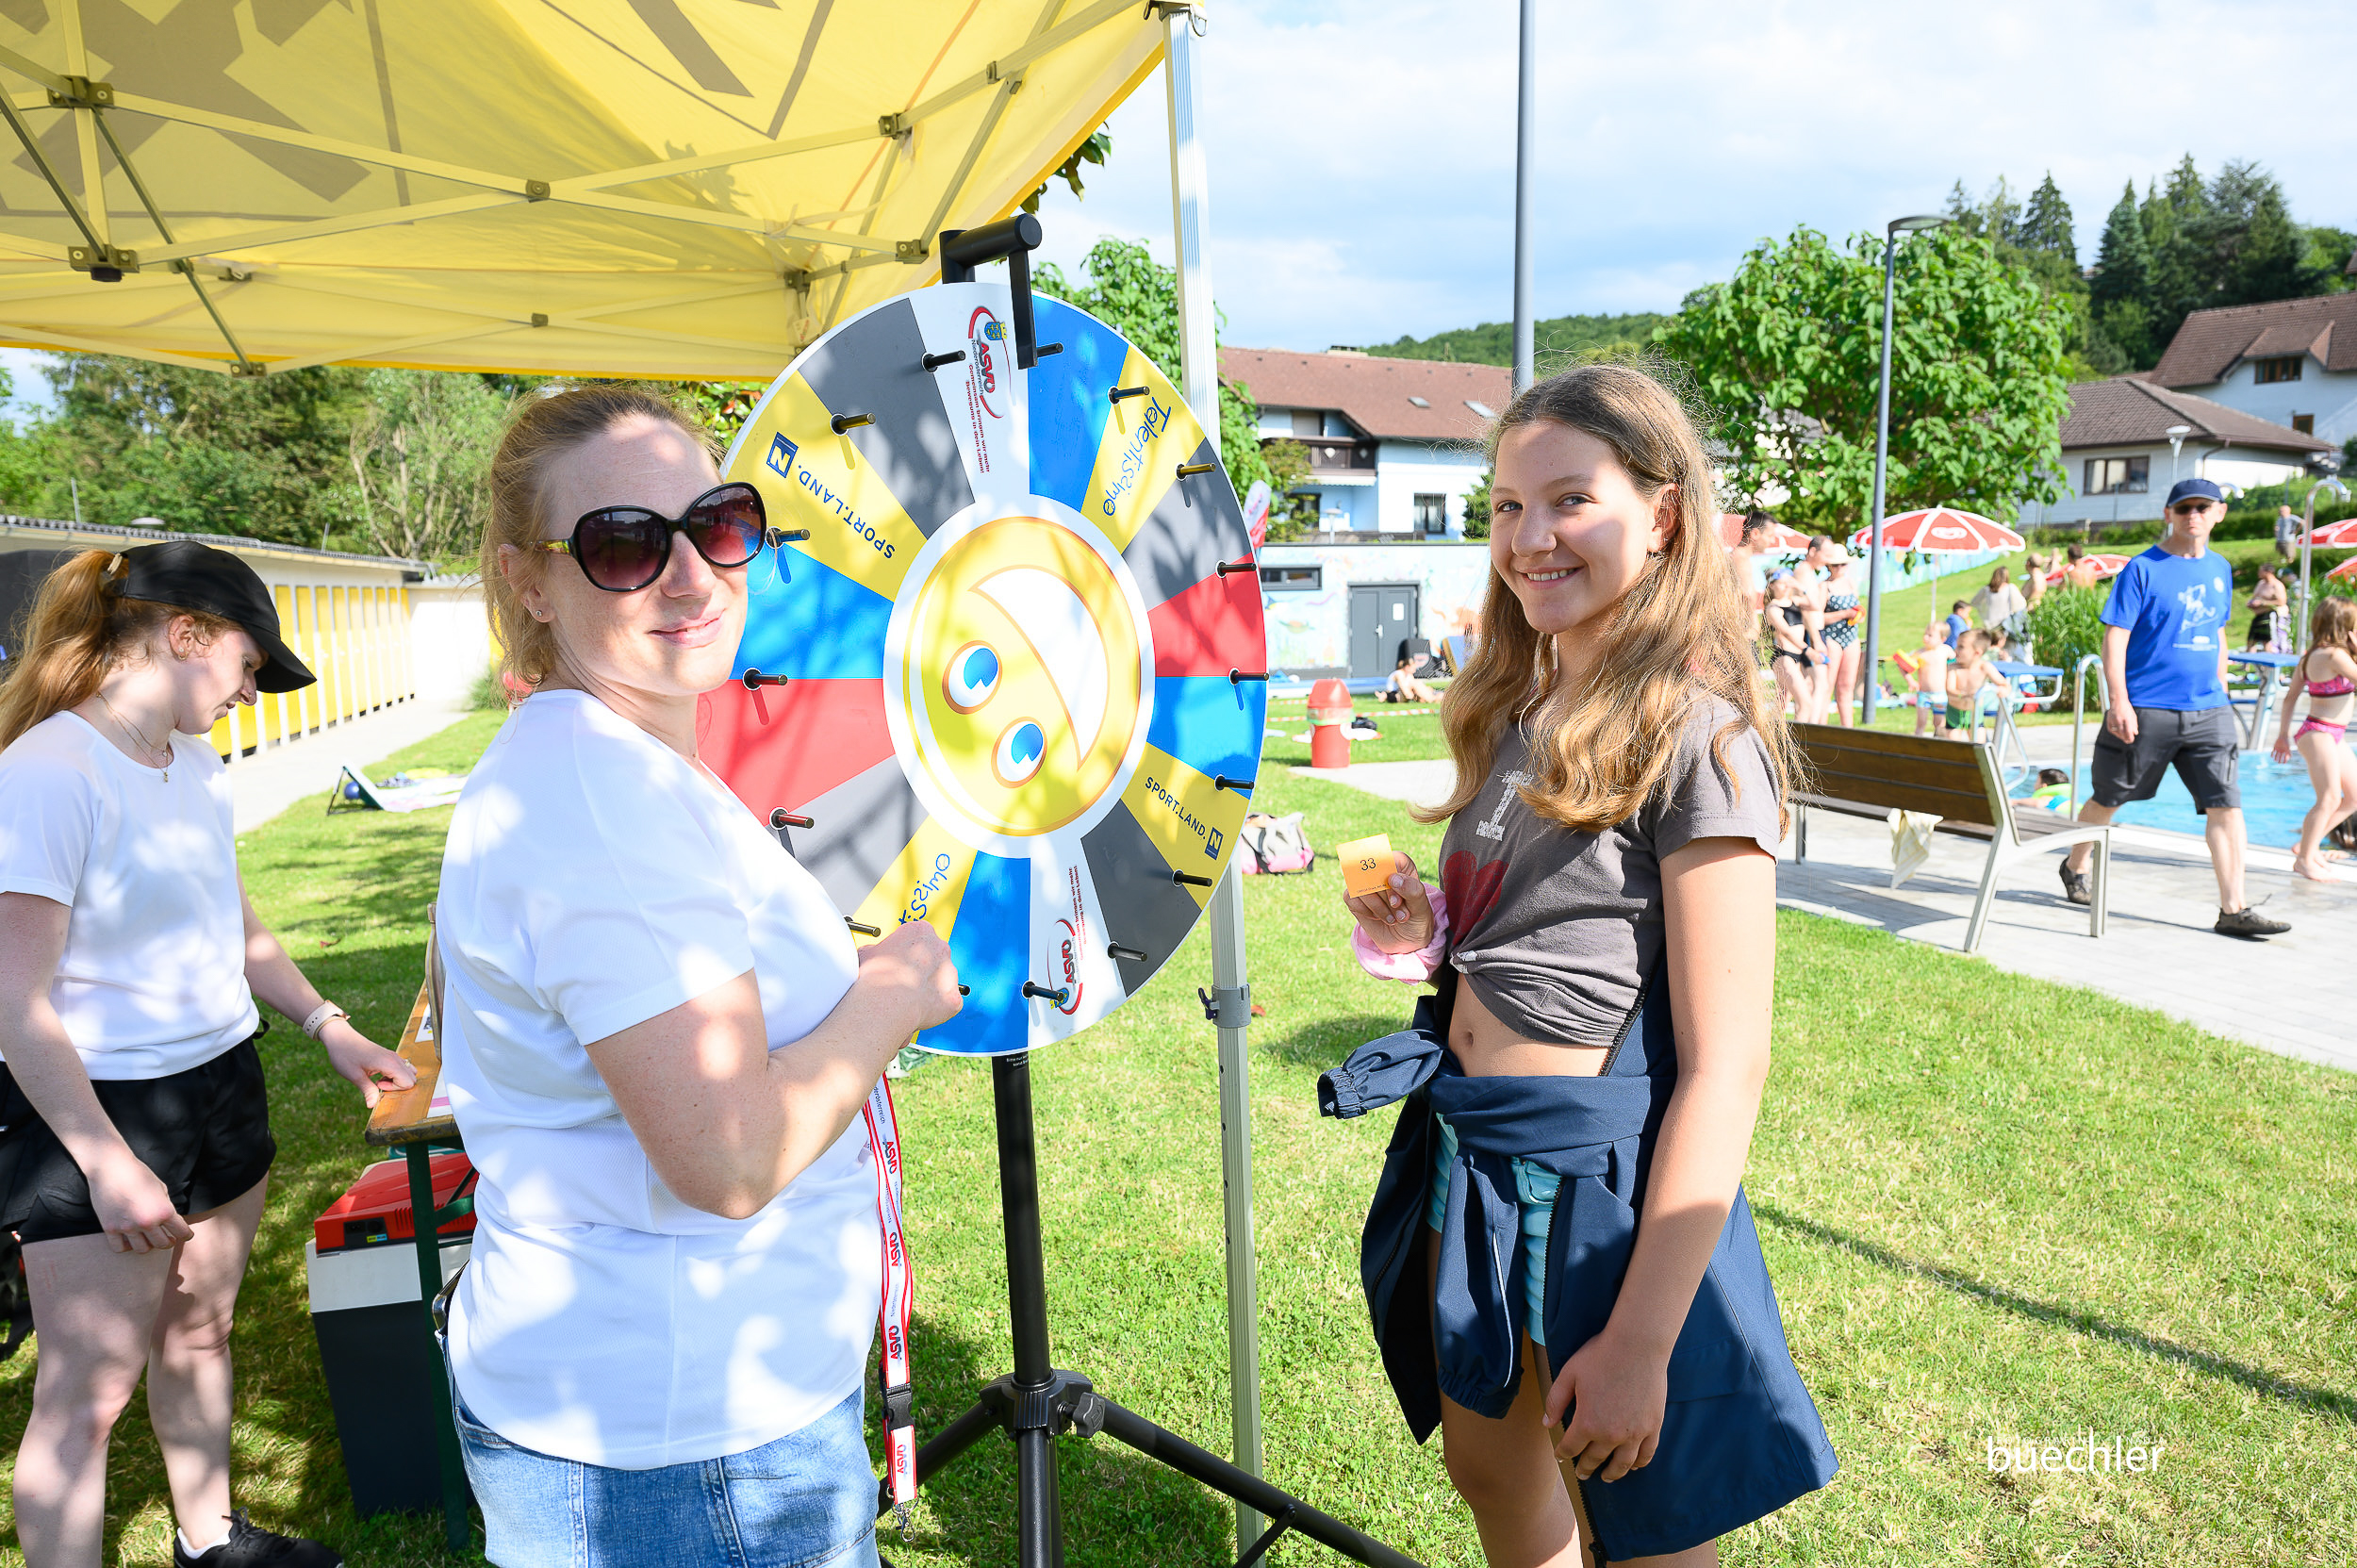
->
[1862, 213, 1948, 725]
[2165, 424, 2192, 489]
[1510, 0, 1536, 396]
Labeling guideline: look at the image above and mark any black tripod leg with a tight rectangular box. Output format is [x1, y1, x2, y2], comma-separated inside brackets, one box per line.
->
[1093, 1398, 1426, 1568]
[1015, 1426, 1059, 1568]
[876, 1395, 1005, 1520]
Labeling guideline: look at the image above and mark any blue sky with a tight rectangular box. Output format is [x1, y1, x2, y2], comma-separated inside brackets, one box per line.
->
[3, 1, 2346, 411]
[1029, 0, 2357, 354]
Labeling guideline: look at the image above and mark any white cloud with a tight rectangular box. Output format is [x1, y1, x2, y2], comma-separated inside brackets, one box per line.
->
[1023, 0, 2357, 353]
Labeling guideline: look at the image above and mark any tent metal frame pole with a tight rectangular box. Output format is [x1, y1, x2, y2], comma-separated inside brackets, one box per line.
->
[1164, 8, 1266, 1555]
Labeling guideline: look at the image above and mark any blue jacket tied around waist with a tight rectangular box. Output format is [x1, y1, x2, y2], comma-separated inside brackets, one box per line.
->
[1318, 966, 1837, 1560]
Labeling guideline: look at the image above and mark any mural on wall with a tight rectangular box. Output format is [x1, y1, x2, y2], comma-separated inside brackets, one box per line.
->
[1258, 543, 1492, 671]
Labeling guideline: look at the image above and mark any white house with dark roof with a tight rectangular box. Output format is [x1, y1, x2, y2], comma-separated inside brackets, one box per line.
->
[2017, 377, 2332, 529]
[1217, 346, 1507, 536]
[2144, 293, 2357, 449]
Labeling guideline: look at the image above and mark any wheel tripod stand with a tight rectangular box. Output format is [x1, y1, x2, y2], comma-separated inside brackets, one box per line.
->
[879, 1052, 1422, 1568]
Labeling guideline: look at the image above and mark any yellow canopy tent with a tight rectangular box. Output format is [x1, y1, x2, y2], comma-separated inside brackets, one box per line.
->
[0, 0, 1161, 378]
[0, 2, 1277, 1554]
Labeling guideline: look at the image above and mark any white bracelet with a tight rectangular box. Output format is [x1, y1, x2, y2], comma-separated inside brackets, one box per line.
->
[302, 1001, 349, 1040]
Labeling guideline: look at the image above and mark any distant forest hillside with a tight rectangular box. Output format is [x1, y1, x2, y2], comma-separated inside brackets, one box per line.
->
[1366, 311, 1673, 365]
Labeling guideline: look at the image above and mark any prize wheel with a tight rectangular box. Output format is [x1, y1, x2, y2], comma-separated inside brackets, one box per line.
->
[698, 283, 1266, 1055]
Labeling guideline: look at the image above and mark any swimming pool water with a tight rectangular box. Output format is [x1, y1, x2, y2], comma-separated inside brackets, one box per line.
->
[2017, 748, 2349, 849]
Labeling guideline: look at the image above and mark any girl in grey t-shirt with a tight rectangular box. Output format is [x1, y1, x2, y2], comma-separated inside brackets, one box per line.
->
[1337, 363, 1836, 1564]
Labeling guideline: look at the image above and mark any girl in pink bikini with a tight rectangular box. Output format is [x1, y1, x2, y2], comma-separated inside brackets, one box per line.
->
[2271, 597, 2357, 881]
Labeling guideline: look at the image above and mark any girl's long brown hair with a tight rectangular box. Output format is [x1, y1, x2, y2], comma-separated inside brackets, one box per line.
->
[2305, 596, 2357, 664]
[0, 550, 237, 749]
[482, 383, 716, 691]
[1416, 361, 1802, 834]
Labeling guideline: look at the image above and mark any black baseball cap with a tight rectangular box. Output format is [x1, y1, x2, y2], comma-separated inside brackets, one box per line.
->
[116, 540, 316, 693]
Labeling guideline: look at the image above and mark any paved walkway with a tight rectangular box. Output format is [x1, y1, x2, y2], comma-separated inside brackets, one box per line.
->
[224, 699, 471, 833]
[1295, 745, 2357, 1073]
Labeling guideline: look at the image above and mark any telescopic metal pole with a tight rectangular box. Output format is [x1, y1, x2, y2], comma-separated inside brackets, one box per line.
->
[1863, 232, 1898, 727]
[1510, 0, 1536, 396]
[1165, 11, 1266, 1554]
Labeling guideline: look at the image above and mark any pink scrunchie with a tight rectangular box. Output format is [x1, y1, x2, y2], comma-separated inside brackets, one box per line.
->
[1351, 883, 1449, 982]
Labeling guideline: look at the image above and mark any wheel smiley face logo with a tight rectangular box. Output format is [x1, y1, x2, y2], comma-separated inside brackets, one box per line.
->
[900, 515, 1144, 839]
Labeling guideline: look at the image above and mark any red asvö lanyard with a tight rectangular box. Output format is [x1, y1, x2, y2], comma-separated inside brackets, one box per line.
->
[862, 1078, 917, 1524]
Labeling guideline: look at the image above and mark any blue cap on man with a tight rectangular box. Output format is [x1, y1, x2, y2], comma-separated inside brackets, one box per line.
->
[2165, 477, 2224, 508]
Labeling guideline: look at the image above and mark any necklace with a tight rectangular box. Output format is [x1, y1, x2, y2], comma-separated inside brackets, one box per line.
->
[96, 693, 173, 781]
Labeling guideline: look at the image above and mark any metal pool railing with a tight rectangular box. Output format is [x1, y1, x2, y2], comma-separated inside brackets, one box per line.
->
[2066, 653, 2106, 816]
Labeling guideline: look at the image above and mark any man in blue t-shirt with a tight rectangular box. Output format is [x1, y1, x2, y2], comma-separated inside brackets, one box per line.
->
[2060, 478, 2288, 937]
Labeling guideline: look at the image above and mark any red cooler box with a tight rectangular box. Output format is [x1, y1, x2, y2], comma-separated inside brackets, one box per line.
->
[306, 1153, 475, 1516]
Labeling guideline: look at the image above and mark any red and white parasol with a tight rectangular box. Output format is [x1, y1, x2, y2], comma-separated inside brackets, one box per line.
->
[1848, 506, 2026, 555]
[2299, 517, 2357, 549]
[2045, 553, 2130, 585]
[2328, 554, 2357, 582]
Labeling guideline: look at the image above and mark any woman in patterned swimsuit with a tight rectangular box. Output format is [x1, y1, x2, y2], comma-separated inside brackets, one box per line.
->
[1818, 548, 1862, 727]
[2271, 597, 2357, 882]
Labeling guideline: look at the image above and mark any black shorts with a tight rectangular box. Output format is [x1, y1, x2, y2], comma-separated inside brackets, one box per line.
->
[2090, 706, 2240, 813]
[0, 1033, 276, 1245]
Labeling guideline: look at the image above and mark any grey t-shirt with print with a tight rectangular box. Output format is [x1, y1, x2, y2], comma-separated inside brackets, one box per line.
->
[1437, 696, 1783, 1047]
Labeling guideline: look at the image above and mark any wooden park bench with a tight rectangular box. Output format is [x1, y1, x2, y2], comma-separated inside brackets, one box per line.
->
[1788, 723, 2112, 953]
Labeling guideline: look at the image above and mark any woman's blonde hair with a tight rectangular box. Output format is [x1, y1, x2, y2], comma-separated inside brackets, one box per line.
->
[2306, 595, 2357, 660]
[481, 383, 717, 691]
[0, 551, 238, 749]
[1417, 361, 1801, 835]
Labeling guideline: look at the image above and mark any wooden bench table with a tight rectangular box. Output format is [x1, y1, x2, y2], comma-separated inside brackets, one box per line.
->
[1789, 723, 2113, 952]
[364, 978, 470, 1553]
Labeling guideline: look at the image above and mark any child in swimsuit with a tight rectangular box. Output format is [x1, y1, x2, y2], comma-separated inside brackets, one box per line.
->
[2271, 596, 2357, 882]
[1943, 629, 1993, 739]
[1911, 622, 1952, 735]
[1331, 362, 1836, 1565]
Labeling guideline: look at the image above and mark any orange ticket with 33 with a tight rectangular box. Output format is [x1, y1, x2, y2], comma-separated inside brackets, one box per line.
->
[1337, 834, 1395, 900]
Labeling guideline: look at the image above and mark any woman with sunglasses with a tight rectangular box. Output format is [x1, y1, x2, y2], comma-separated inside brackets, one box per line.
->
[436, 385, 963, 1567]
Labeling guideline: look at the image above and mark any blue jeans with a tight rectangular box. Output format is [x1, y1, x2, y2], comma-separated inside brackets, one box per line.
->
[449, 1375, 882, 1568]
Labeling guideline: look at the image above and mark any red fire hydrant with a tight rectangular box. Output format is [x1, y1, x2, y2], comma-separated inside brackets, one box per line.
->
[1309, 677, 1353, 769]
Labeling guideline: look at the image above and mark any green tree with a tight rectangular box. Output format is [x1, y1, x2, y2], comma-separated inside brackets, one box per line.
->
[2088, 181, 2155, 368]
[2019, 173, 2078, 266]
[1655, 224, 2072, 528]
[2226, 183, 2310, 305]
[1032, 238, 1277, 503]
[345, 368, 507, 564]
[1369, 311, 1672, 366]
[6, 355, 372, 547]
[1459, 470, 1491, 538]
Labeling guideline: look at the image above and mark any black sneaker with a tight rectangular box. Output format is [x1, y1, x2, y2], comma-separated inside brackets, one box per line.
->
[2057, 861, 2092, 906]
[174, 1510, 341, 1568]
[2215, 904, 2291, 940]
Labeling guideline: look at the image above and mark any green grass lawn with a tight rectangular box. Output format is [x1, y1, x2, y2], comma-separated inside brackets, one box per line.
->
[7, 707, 2354, 1565]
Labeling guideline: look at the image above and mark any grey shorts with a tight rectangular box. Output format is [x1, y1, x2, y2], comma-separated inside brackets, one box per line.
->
[2090, 706, 2240, 812]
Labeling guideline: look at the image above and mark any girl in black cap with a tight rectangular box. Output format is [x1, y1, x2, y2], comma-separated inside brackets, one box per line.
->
[0, 543, 414, 1568]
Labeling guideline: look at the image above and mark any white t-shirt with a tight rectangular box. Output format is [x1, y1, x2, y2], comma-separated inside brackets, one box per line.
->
[436, 689, 874, 1470]
[0, 712, 257, 1078]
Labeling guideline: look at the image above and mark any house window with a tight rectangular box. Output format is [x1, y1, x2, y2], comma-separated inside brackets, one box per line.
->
[2084, 456, 2149, 495]
[1297, 490, 1322, 523]
[2293, 414, 2316, 435]
[1414, 493, 1447, 535]
[1292, 410, 1324, 437]
[2254, 355, 2303, 385]
[1260, 565, 1322, 592]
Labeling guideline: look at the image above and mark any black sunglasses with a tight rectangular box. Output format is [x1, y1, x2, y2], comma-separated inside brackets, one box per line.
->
[533, 482, 780, 592]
